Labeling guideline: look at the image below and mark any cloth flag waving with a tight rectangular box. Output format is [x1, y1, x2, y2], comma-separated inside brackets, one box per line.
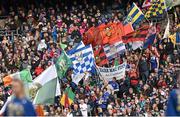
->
[55, 50, 72, 78]
[125, 3, 145, 28]
[103, 41, 126, 60]
[143, 26, 156, 49]
[67, 41, 85, 55]
[163, 19, 170, 39]
[122, 25, 150, 43]
[69, 45, 95, 77]
[33, 65, 61, 105]
[60, 87, 75, 108]
[93, 45, 109, 66]
[169, 32, 180, 46]
[145, 0, 166, 18]
[3, 69, 32, 87]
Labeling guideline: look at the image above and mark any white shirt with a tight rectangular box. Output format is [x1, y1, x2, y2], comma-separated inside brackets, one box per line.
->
[79, 103, 88, 117]
[37, 41, 47, 51]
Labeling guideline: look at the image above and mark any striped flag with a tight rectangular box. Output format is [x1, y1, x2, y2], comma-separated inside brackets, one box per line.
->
[3, 69, 32, 87]
[122, 25, 150, 43]
[60, 87, 75, 108]
[145, 0, 166, 18]
[93, 45, 109, 66]
[103, 41, 126, 60]
[125, 3, 145, 28]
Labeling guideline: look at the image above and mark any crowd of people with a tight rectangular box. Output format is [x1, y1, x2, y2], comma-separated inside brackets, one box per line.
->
[0, 0, 180, 116]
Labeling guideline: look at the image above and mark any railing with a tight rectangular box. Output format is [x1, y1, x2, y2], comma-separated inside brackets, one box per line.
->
[0, 29, 22, 37]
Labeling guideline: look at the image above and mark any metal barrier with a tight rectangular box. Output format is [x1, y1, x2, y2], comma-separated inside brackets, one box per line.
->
[0, 29, 23, 39]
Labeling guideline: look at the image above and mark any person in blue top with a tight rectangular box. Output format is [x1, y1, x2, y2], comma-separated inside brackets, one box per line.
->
[3, 79, 37, 116]
[166, 72, 180, 116]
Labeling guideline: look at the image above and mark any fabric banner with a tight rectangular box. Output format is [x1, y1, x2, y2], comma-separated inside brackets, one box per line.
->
[97, 62, 126, 81]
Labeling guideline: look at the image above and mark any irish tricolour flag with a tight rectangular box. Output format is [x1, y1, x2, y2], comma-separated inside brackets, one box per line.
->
[3, 69, 32, 87]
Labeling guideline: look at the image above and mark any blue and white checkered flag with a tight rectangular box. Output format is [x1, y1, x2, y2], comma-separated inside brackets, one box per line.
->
[69, 44, 95, 76]
[67, 41, 85, 55]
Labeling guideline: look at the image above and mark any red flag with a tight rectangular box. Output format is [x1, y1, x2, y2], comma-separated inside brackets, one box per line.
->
[122, 25, 150, 43]
[93, 45, 109, 66]
[83, 22, 134, 46]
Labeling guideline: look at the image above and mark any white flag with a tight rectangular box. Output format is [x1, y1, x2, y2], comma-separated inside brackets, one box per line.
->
[163, 19, 170, 39]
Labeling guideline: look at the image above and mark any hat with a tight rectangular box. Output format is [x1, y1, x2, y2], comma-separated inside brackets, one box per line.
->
[107, 105, 113, 109]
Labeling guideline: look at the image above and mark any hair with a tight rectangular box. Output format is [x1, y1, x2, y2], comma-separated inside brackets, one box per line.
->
[12, 78, 24, 88]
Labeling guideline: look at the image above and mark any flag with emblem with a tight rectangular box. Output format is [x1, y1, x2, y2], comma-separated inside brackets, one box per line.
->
[69, 44, 95, 77]
[33, 65, 61, 104]
[55, 50, 72, 78]
[145, 0, 166, 18]
[103, 41, 126, 60]
[122, 25, 150, 43]
[93, 45, 109, 66]
[124, 3, 145, 28]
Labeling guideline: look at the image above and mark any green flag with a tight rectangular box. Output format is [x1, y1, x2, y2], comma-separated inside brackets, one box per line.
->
[114, 58, 119, 67]
[60, 42, 67, 50]
[55, 51, 72, 78]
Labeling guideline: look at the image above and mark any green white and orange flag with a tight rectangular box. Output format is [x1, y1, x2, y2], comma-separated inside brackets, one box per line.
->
[3, 69, 32, 87]
[60, 87, 75, 108]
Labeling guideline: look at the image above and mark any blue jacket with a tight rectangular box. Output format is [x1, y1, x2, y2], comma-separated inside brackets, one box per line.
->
[166, 89, 180, 116]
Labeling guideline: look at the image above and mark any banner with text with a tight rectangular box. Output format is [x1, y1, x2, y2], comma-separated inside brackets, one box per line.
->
[97, 62, 126, 81]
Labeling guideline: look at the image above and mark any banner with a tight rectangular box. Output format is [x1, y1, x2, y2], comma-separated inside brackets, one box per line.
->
[97, 62, 126, 81]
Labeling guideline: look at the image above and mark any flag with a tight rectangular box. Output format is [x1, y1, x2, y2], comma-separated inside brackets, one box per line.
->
[142, 0, 152, 8]
[3, 69, 32, 87]
[103, 41, 126, 60]
[114, 58, 119, 66]
[67, 41, 85, 55]
[122, 25, 150, 43]
[83, 22, 134, 46]
[145, 0, 166, 18]
[69, 45, 95, 76]
[125, 3, 145, 28]
[163, 19, 170, 39]
[123, 23, 134, 35]
[60, 42, 67, 50]
[55, 50, 72, 78]
[33, 65, 61, 104]
[169, 32, 180, 45]
[60, 87, 75, 108]
[165, 0, 180, 10]
[93, 45, 109, 66]
[143, 26, 156, 49]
